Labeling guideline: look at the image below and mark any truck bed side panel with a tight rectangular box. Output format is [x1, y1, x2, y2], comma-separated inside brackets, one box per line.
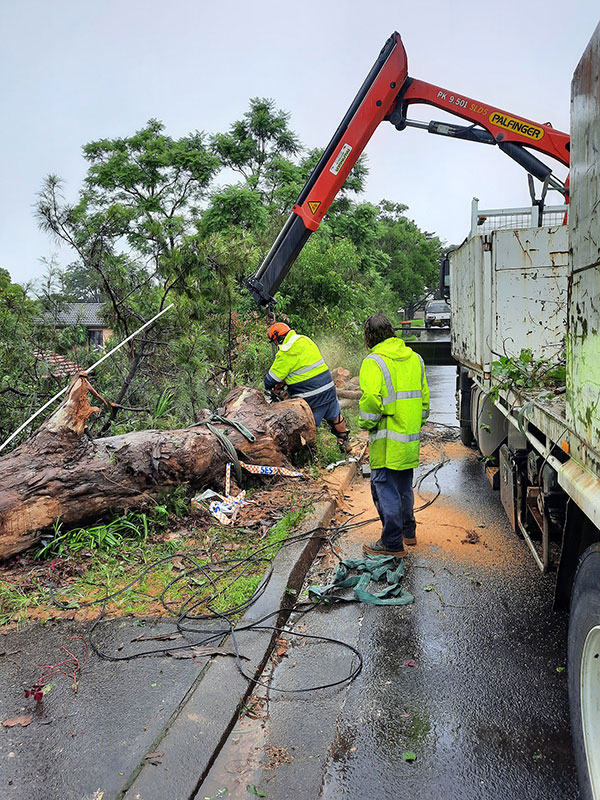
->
[450, 227, 568, 372]
[492, 227, 568, 362]
[450, 236, 486, 371]
[568, 21, 600, 475]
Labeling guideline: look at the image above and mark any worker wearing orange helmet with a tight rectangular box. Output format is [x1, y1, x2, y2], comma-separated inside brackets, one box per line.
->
[264, 322, 350, 449]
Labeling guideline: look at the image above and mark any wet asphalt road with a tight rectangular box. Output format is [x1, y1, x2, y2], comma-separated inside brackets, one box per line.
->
[425, 355, 456, 427]
[0, 618, 208, 800]
[199, 365, 578, 800]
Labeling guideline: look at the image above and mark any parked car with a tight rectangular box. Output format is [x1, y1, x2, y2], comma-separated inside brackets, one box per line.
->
[424, 300, 451, 329]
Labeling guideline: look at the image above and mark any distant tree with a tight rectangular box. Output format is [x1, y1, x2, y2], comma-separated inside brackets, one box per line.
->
[300, 147, 370, 196]
[37, 119, 220, 330]
[211, 98, 301, 197]
[36, 120, 222, 431]
[324, 200, 387, 274]
[205, 108, 369, 235]
[375, 200, 443, 312]
[277, 232, 394, 337]
[199, 186, 269, 234]
[59, 262, 107, 303]
[0, 270, 43, 447]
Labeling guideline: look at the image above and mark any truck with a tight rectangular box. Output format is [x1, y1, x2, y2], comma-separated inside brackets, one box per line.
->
[246, 25, 600, 798]
[448, 27, 600, 799]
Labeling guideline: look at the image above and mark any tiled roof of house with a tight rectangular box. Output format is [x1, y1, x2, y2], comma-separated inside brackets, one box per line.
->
[34, 350, 83, 378]
[53, 303, 106, 327]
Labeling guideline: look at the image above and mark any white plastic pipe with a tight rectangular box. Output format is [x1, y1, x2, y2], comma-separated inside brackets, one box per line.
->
[0, 303, 174, 454]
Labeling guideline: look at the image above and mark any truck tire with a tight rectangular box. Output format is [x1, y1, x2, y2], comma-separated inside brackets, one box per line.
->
[458, 368, 473, 446]
[459, 423, 473, 447]
[568, 543, 600, 799]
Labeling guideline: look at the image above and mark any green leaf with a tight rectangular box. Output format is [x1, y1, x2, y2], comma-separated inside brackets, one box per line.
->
[519, 348, 533, 363]
[402, 751, 417, 763]
[203, 790, 228, 800]
[556, 666, 565, 673]
[423, 585, 433, 592]
[532, 751, 542, 760]
[247, 786, 267, 797]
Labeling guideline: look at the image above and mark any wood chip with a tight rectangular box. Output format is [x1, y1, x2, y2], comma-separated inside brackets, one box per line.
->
[2, 715, 33, 728]
[131, 632, 181, 643]
[167, 645, 249, 660]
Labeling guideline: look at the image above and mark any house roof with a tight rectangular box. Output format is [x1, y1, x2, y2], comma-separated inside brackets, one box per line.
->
[53, 303, 107, 327]
[34, 349, 83, 378]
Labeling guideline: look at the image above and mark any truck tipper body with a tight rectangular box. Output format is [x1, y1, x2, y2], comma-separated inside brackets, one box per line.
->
[450, 23, 600, 798]
[451, 205, 572, 570]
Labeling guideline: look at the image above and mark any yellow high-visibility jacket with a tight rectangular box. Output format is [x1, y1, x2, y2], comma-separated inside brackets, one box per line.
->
[358, 337, 429, 470]
[264, 331, 337, 407]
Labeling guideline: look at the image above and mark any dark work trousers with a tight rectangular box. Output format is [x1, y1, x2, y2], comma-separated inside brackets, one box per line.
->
[370, 467, 415, 550]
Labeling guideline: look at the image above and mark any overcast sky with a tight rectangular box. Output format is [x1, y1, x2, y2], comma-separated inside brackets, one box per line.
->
[2, 1, 598, 287]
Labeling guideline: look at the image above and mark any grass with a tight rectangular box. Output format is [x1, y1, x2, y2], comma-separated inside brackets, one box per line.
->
[34, 486, 188, 560]
[315, 428, 344, 467]
[0, 488, 312, 628]
[345, 407, 360, 432]
[210, 574, 263, 615]
[205, 501, 311, 617]
[0, 582, 44, 627]
[318, 336, 365, 378]
[47, 538, 198, 616]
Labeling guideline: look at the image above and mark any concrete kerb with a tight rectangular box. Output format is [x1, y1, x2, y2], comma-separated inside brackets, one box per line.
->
[122, 462, 358, 800]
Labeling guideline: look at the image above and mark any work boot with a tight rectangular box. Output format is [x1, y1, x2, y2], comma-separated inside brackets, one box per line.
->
[362, 538, 406, 558]
[404, 533, 417, 546]
[329, 413, 350, 452]
[337, 435, 352, 454]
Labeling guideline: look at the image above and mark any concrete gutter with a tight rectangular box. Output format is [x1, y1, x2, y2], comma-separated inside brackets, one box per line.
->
[121, 462, 357, 800]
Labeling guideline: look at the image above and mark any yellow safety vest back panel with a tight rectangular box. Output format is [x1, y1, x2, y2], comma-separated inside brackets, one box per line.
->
[358, 337, 430, 470]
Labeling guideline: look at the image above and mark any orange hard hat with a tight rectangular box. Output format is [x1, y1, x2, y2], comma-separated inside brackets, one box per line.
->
[267, 322, 291, 342]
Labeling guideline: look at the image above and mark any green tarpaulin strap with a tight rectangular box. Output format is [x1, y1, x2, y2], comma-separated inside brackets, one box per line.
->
[193, 414, 256, 485]
[308, 554, 414, 606]
[209, 414, 256, 443]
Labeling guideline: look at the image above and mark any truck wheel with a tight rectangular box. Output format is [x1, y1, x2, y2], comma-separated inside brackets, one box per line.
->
[458, 368, 473, 446]
[568, 543, 600, 799]
[459, 423, 473, 446]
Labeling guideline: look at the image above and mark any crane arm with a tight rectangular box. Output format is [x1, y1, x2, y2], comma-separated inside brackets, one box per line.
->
[247, 32, 570, 306]
[247, 32, 406, 305]
[389, 77, 570, 187]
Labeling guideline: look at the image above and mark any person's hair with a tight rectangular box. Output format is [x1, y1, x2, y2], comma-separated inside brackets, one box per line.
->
[363, 314, 396, 349]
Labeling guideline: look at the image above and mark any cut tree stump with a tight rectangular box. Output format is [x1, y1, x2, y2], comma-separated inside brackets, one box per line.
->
[0, 377, 316, 560]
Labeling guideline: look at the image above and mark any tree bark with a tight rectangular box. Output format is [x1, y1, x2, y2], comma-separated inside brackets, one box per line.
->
[336, 389, 361, 400]
[0, 378, 315, 560]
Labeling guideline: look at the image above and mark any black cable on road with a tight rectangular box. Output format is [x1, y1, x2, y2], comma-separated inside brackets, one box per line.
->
[46, 459, 447, 693]
[48, 525, 364, 692]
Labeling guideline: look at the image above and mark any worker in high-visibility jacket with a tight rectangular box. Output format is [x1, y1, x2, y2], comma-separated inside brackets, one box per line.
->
[358, 314, 430, 557]
[264, 322, 350, 449]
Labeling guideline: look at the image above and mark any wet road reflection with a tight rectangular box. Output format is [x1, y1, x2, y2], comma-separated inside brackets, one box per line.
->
[199, 361, 578, 800]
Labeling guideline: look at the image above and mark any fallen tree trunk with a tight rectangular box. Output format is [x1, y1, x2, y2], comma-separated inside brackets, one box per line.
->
[0, 378, 316, 560]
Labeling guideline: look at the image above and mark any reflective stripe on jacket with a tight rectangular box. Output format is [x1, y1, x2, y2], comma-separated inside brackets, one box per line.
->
[358, 337, 430, 470]
[264, 331, 336, 407]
